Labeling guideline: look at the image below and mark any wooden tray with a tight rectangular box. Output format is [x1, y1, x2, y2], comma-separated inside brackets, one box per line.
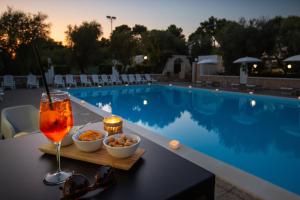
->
[39, 143, 145, 170]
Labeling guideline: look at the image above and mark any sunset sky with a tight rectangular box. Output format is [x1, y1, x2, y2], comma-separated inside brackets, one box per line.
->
[1, 0, 299, 43]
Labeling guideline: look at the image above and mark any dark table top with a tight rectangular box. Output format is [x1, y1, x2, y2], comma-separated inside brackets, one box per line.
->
[0, 132, 214, 200]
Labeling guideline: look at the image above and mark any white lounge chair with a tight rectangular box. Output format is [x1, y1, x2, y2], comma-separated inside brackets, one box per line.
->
[110, 75, 122, 85]
[54, 75, 65, 88]
[1, 105, 39, 139]
[0, 88, 4, 102]
[136, 74, 146, 84]
[144, 74, 156, 83]
[101, 75, 112, 85]
[26, 74, 39, 88]
[2, 75, 16, 89]
[121, 74, 129, 84]
[80, 74, 92, 86]
[91, 74, 103, 86]
[128, 74, 136, 84]
[65, 74, 77, 87]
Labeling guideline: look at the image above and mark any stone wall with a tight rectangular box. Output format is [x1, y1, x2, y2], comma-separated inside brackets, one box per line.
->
[198, 75, 300, 89]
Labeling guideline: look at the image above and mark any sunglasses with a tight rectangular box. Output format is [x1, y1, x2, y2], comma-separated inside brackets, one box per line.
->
[61, 166, 115, 199]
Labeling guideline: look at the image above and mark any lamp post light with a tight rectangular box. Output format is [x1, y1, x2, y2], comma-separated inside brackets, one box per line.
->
[106, 15, 117, 35]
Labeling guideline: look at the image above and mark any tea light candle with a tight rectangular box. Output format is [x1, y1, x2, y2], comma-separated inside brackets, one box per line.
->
[103, 115, 123, 135]
[169, 140, 180, 150]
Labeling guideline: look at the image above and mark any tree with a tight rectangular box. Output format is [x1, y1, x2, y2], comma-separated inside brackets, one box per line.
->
[166, 24, 185, 39]
[110, 25, 137, 69]
[142, 30, 187, 72]
[65, 21, 103, 73]
[132, 24, 147, 36]
[0, 7, 50, 58]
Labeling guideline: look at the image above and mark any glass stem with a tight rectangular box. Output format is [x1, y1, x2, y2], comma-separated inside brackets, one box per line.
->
[55, 142, 62, 172]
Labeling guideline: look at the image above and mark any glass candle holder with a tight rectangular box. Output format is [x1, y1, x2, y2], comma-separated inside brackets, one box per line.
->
[103, 115, 123, 135]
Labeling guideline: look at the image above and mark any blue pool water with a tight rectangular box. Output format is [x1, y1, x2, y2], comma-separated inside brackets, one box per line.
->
[69, 85, 300, 195]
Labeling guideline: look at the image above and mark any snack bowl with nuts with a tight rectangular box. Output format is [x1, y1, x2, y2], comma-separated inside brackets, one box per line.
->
[103, 133, 140, 158]
[72, 130, 108, 152]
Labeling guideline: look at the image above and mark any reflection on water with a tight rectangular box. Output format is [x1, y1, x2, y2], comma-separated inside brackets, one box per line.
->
[69, 85, 300, 195]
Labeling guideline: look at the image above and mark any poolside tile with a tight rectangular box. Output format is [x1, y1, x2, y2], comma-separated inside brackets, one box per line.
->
[230, 187, 261, 200]
[216, 177, 235, 192]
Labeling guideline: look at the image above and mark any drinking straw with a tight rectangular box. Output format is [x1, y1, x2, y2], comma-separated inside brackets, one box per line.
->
[32, 43, 53, 110]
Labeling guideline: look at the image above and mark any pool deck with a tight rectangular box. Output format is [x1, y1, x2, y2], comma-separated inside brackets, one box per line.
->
[1, 85, 300, 200]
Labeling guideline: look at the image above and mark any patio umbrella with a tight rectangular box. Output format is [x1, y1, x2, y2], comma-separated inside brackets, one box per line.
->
[233, 57, 261, 84]
[233, 57, 262, 64]
[283, 55, 300, 62]
[198, 58, 218, 64]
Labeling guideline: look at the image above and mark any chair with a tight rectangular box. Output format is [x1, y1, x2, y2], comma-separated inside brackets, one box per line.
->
[121, 74, 129, 84]
[0, 88, 4, 102]
[101, 75, 112, 85]
[280, 87, 293, 95]
[54, 75, 65, 88]
[65, 74, 77, 87]
[27, 74, 39, 88]
[2, 75, 16, 89]
[110, 75, 122, 85]
[1, 105, 39, 139]
[91, 74, 103, 86]
[80, 74, 92, 87]
[230, 83, 240, 89]
[136, 74, 146, 84]
[144, 74, 156, 83]
[128, 74, 136, 84]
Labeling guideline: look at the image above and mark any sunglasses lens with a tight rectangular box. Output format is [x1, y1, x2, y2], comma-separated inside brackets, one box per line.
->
[63, 174, 90, 198]
[95, 166, 115, 187]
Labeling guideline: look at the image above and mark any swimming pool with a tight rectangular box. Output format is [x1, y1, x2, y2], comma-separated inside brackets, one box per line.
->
[69, 85, 300, 196]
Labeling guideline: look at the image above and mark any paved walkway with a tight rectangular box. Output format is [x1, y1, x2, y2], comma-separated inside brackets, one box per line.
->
[0, 87, 261, 200]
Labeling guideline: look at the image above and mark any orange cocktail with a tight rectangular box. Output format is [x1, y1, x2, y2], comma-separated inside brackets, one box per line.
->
[39, 91, 73, 185]
[40, 98, 73, 142]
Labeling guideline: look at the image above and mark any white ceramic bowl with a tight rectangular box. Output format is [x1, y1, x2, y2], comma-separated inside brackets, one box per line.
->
[103, 133, 140, 158]
[72, 130, 107, 152]
[61, 127, 79, 147]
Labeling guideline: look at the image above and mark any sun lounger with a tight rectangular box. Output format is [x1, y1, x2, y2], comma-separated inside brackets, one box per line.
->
[280, 87, 293, 95]
[54, 75, 65, 88]
[101, 75, 112, 85]
[121, 74, 129, 84]
[2, 75, 16, 89]
[246, 84, 261, 91]
[230, 83, 240, 89]
[91, 74, 103, 86]
[144, 74, 156, 83]
[80, 74, 92, 86]
[27, 74, 39, 88]
[0, 88, 4, 102]
[196, 80, 205, 86]
[136, 74, 146, 84]
[110, 75, 122, 85]
[128, 74, 136, 84]
[65, 74, 77, 87]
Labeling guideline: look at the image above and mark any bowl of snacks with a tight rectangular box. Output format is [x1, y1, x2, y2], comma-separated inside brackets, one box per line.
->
[72, 130, 107, 152]
[103, 133, 140, 158]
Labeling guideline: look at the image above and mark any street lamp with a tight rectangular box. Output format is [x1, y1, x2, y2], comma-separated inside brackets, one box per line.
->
[106, 15, 117, 35]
